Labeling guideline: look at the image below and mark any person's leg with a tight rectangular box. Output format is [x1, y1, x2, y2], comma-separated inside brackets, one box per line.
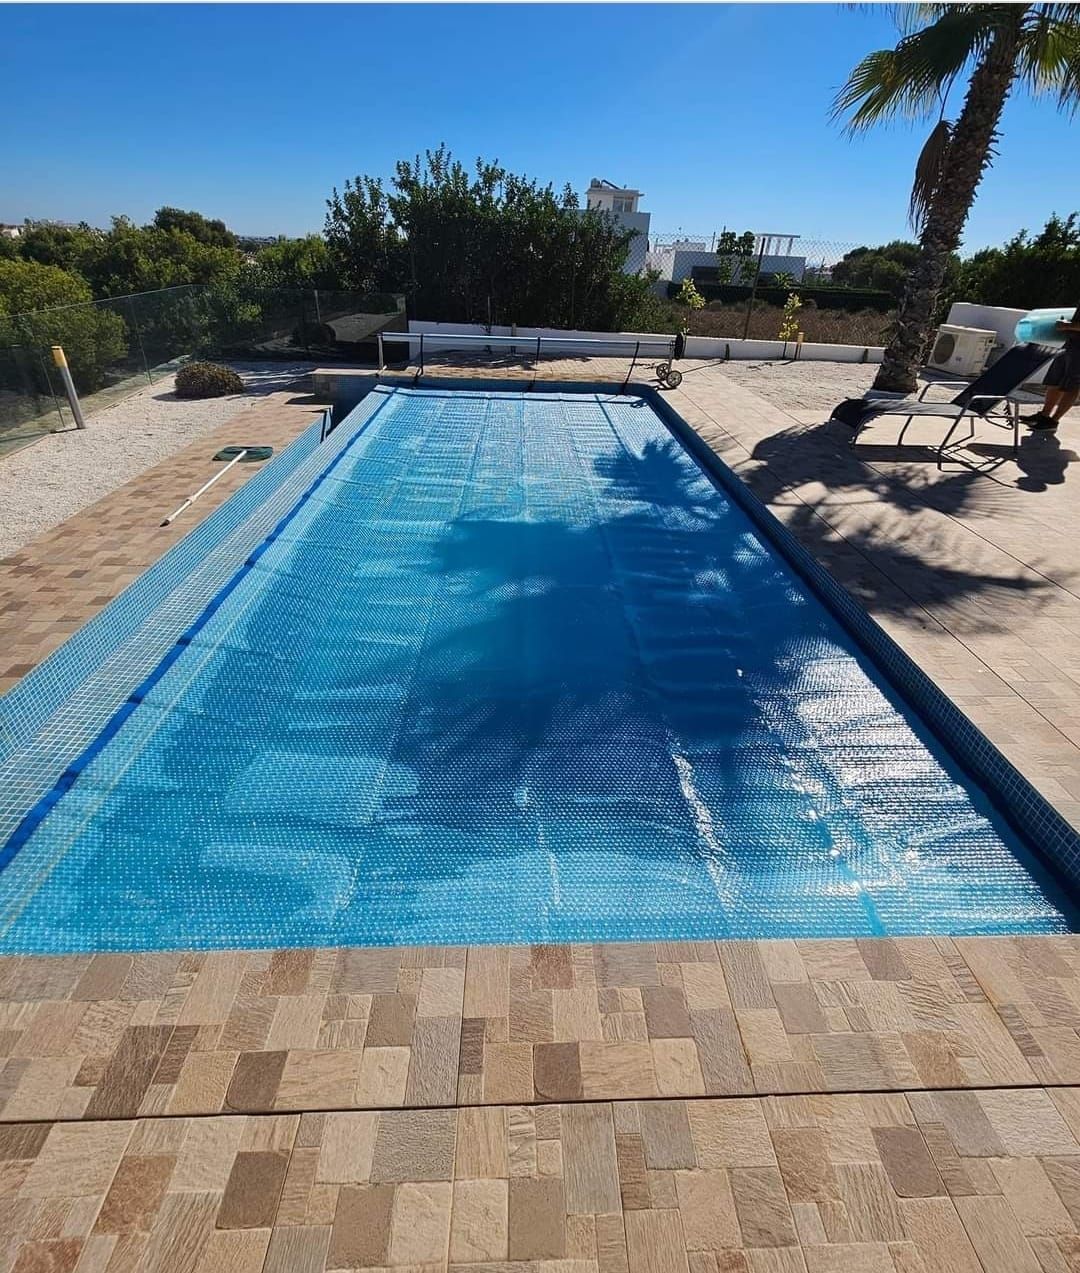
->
[1025, 386, 1061, 427]
[1048, 387, 1079, 421]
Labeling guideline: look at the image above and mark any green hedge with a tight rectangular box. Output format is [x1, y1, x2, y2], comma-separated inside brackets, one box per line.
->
[671, 278, 895, 313]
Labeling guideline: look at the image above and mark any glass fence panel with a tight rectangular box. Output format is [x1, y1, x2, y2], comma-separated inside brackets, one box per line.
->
[0, 346, 70, 457]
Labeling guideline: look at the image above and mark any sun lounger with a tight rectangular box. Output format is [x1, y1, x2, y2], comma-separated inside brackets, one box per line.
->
[830, 342, 1056, 466]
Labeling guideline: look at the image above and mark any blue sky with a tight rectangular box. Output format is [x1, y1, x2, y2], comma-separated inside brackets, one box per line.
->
[3, 3, 1077, 254]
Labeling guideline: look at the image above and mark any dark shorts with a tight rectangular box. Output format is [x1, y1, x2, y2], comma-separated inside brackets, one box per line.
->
[1045, 348, 1080, 391]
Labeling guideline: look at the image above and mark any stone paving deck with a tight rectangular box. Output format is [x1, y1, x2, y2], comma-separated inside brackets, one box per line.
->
[0, 938, 1073, 1128]
[0, 388, 324, 693]
[3, 359, 1080, 1270]
[7, 1086, 1080, 1273]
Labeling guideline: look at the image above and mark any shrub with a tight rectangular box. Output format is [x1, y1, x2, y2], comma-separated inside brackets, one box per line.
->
[174, 360, 243, 398]
[778, 293, 803, 341]
[675, 277, 706, 333]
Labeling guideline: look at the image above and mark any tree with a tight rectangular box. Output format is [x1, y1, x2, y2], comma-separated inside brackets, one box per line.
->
[153, 207, 237, 249]
[713, 230, 758, 286]
[675, 277, 705, 333]
[4, 214, 245, 299]
[325, 146, 657, 331]
[10, 222, 100, 274]
[0, 258, 128, 391]
[835, 4, 1080, 392]
[947, 211, 1080, 310]
[831, 241, 922, 296]
[77, 217, 242, 297]
[778, 293, 804, 341]
[324, 177, 405, 294]
[829, 240, 962, 314]
[249, 235, 339, 291]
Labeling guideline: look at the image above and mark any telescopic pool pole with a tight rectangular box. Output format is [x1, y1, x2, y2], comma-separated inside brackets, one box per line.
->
[161, 450, 248, 526]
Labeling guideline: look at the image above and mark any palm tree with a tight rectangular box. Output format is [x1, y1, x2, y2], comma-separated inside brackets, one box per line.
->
[835, 4, 1080, 393]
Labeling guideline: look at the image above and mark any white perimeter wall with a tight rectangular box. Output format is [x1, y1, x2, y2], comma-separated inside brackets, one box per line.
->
[946, 301, 1027, 348]
[399, 321, 884, 364]
[669, 251, 807, 284]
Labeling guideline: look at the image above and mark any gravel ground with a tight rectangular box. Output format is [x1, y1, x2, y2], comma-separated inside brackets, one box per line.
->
[0, 361, 316, 560]
[714, 358, 879, 415]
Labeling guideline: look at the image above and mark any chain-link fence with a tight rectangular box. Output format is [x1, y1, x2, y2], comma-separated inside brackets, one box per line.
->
[647, 233, 898, 348]
[0, 286, 407, 448]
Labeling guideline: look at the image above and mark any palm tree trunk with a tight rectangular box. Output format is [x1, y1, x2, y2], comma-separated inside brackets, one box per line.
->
[873, 6, 1028, 393]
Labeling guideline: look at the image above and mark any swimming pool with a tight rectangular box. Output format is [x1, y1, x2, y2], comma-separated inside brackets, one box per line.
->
[0, 386, 1074, 951]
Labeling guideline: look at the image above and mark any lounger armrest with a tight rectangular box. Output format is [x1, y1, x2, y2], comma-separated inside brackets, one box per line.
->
[917, 382, 959, 400]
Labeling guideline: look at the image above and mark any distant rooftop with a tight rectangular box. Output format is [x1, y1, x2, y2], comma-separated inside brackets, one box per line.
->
[587, 177, 644, 197]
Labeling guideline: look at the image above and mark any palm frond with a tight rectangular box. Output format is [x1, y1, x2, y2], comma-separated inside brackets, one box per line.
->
[1031, 3, 1080, 23]
[1017, 7, 1080, 113]
[909, 117, 953, 231]
[833, 5, 995, 129]
[894, 4, 961, 37]
[1055, 52, 1080, 112]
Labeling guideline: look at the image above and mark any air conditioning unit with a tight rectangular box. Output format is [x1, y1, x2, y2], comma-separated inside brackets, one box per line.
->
[928, 324, 997, 377]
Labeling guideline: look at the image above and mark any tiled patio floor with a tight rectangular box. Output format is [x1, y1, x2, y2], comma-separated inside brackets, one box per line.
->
[0, 390, 324, 693]
[0, 938, 1074, 1127]
[3, 360, 1080, 1269]
[6, 1085, 1080, 1273]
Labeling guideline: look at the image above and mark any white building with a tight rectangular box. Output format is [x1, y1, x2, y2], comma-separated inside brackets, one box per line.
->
[584, 179, 650, 274]
[649, 232, 807, 286]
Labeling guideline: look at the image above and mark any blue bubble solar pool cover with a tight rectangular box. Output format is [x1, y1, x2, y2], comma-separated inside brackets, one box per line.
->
[0, 387, 1075, 951]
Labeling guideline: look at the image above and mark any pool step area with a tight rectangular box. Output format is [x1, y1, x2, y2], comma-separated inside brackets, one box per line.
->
[0, 1083, 1068, 1271]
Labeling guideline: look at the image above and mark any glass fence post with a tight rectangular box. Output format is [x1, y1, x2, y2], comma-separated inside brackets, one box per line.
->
[128, 295, 152, 384]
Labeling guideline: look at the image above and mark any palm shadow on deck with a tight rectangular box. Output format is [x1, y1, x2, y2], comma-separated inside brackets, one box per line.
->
[738, 416, 1075, 629]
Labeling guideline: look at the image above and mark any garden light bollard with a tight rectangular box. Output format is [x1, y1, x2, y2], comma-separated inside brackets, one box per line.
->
[51, 346, 86, 430]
